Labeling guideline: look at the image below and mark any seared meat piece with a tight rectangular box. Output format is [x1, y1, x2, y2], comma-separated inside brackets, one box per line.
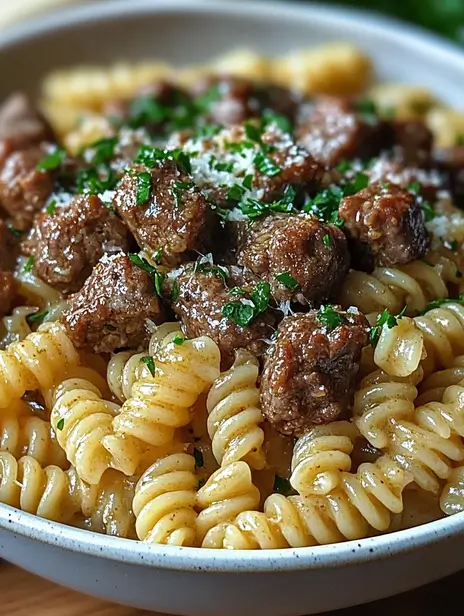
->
[62, 253, 163, 353]
[260, 309, 369, 436]
[368, 157, 442, 203]
[169, 263, 276, 369]
[434, 146, 464, 209]
[237, 213, 349, 306]
[0, 145, 54, 230]
[390, 119, 433, 167]
[172, 122, 322, 208]
[339, 181, 430, 270]
[295, 97, 389, 168]
[0, 93, 55, 148]
[113, 159, 214, 266]
[0, 271, 15, 318]
[189, 76, 299, 127]
[22, 194, 131, 294]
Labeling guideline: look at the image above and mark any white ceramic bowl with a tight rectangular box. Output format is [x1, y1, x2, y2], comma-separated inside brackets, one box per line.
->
[1, 2, 464, 614]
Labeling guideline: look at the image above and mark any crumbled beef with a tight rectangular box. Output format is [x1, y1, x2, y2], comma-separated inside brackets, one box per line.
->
[295, 96, 390, 168]
[62, 253, 163, 353]
[260, 310, 369, 436]
[0, 93, 55, 148]
[22, 194, 131, 294]
[169, 263, 276, 369]
[113, 159, 214, 266]
[390, 119, 433, 167]
[237, 213, 350, 306]
[339, 181, 430, 270]
[169, 122, 322, 208]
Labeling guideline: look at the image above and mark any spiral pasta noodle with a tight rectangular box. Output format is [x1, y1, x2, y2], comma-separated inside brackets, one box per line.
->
[196, 461, 260, 542]
[440, 465, 464, 516]
[0, 452, 136, 537]
[0, 401, 67, 468]
[417, 356, 464, 405]
[290, 421, 358, 496]
[373, 316, 424, 378]
[206, 349, 266, 470]
[102, 334, 221, 474]
[132, 453, 198, 545]
[203, 454, 412, 549]
[0, 323, 80, 409]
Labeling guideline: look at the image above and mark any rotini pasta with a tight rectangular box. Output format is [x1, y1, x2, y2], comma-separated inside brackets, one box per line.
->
[417, 355, 464, 405]
[0, 323, 80, 409]
[440, 465, 464, 515]
[133, 453, 198, 545]
[206, 349, 266, 470]
[373, 316, 424, 378]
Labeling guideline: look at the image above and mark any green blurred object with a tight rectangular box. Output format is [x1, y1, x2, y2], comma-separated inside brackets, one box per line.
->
[315, 0, 464, 44]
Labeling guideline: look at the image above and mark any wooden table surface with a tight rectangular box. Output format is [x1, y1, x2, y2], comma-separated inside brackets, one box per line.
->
[0, 562, 462, 616]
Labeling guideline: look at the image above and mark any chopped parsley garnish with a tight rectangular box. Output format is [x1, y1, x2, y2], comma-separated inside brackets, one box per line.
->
[444, 239, 459, 252]
[86, 137, 118, 165]
[171, 279, 179, 301]
[354, 98, 377, 117]
[230, 286, 246, 296]
[456, 135, 464, 146]
[23, 256, 34, 273]
[214, 161, 235, 173]
[408, 181, 421, 194]
[254, 152, 281, 177]
[173, 180, 195, 208]
[36, 148, 66, 172]
[153, 249, 163, 264]
[344, 172, 369, 196]
[56, 418, 65, 431]
[419, 295, 464, 314]
[262, 109, 292, 134]
[194, 83, 221, 113]
[323, 234, 331, 246]
[193, 447, 204, 469]
[244, 121, 263, 143]
[273, 475, 292, 496]
[136, 171, 152, 204]
[134, 146, 192, 174]
[336, 160, 352, 173]
[369, 306, 407, 347]
[128, 253, 165, 297]
[242, 174, 253, 190]
[173, 334, 185, 346]
[27, 310, 49, 325]
[422, 200, 436, 221]
[76, 166, 118, 195]
[316, 305, 347, 332]
[45, 199, 57, 216]
[193, 261, 228, 284]
[140, 355, 156, 377]
[223, 281, 271, 327]
[304, 185, 343, 224]
[240, 185, 296, 219]
[7, 223, 23, 238]
[129, 96, 167, 129]
[227, 183, 246, 202]
[171, 149, 192, 174]
[275, 272, 300, 291]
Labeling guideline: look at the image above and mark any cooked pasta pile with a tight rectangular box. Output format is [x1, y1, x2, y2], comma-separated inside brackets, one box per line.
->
[1, 44, 464, 549]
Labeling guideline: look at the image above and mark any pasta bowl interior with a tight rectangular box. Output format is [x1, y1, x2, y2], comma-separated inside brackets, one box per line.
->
[1, 1, 464, 614]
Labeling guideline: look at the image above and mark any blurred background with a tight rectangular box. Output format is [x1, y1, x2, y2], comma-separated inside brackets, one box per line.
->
[1, 0, 464, 45]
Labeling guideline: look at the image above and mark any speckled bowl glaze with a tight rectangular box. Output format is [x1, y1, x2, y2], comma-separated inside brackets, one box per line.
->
[1, 2, 464, 614]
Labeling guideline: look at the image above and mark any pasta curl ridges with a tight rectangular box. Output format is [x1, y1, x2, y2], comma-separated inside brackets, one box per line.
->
[196, 461, 260, 543]
[148, 322, 183, 356]
[414, 303, 464, 377]
[42, 365, 110, 409]
[51, 377, 121, 484]
[340, 255, 459, 318]
[0, 452, 136, 537]
[206, 349, 266, 470]
[373, 316, 424, 378]
[203, 455, 412, 549]
[133, 453, 198, 545]
[104, 335, 221, 464]
[290, 421, 358, 496]
[440, 465, 464, 516]
[107, 351, 149, 403]
[353, 369, 421, 449]
[0, 401, 68, 468]
[0, 323, 80, 409]
[417, 355, 464, 405]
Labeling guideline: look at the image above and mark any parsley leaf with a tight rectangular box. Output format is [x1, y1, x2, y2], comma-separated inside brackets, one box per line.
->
[408, 181, 421, 194]
[171, 279, 179, 302]
[273, 475, 292, 496]
[244, 121, 263, 143]
[27, 311, 49, 325]
[193, 261, 228, 284]
[250, 281, 271, 314]
[422, 200, 436, 221]
[45, 199, 57, 216]
[275, 272, 300, 291]
[136, 171, 152, 204]
[7, 223, 23, 238]
[173, 334, 185, 345]
[242, 174, 253, 190]
[262, 109, 292, 134]
[23, 256, 34, 273]
[419, 295, 464, 315]
[129, 96, 167, 129]
[223, 281, 271, 327]
[254, 152, 281, 177]
[86, 137, 118, 165]
[140, 355, 156, 377]
[222, 301, 256, 327]
[227, 184, 246, 202]
[193, 447, 204, 469]
[36, 148, 66, 172]
[56, 418, 65, 431]
[323, 234, 331, 246]
[354, 98, 377, 117]
[369, 306, 407, 347]
[316, 305, 347, 332]
[128, 253, 164, 297]
[239, 185, 296, 219]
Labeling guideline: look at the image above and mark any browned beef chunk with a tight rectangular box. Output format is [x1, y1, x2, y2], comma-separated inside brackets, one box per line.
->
[0, 93, 55, 148]
[295, 97, 389, 168]
[113, 159, 214, 266]
[433, 146, 464, 209]
[170, 123, 322, 208]
[189, 76, 299, 127]
[390, 119, 433, 167]
[237, 213, 349, 306]
[22, 194, 131, 295]
[0, 271, 15, 317]
[260, 310, 369, 436]
[62, 253, 163, 353]
[0, 218, 15, 271]
[339, 181, 430, 270]
[169, 262, 276, 369]
[0, 219, 16, 317]
[0, 144, 54, 231]
[368, 157, 442, 203]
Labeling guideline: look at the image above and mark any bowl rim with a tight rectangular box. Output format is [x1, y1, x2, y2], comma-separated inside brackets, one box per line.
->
[1, 0, 464, 572]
